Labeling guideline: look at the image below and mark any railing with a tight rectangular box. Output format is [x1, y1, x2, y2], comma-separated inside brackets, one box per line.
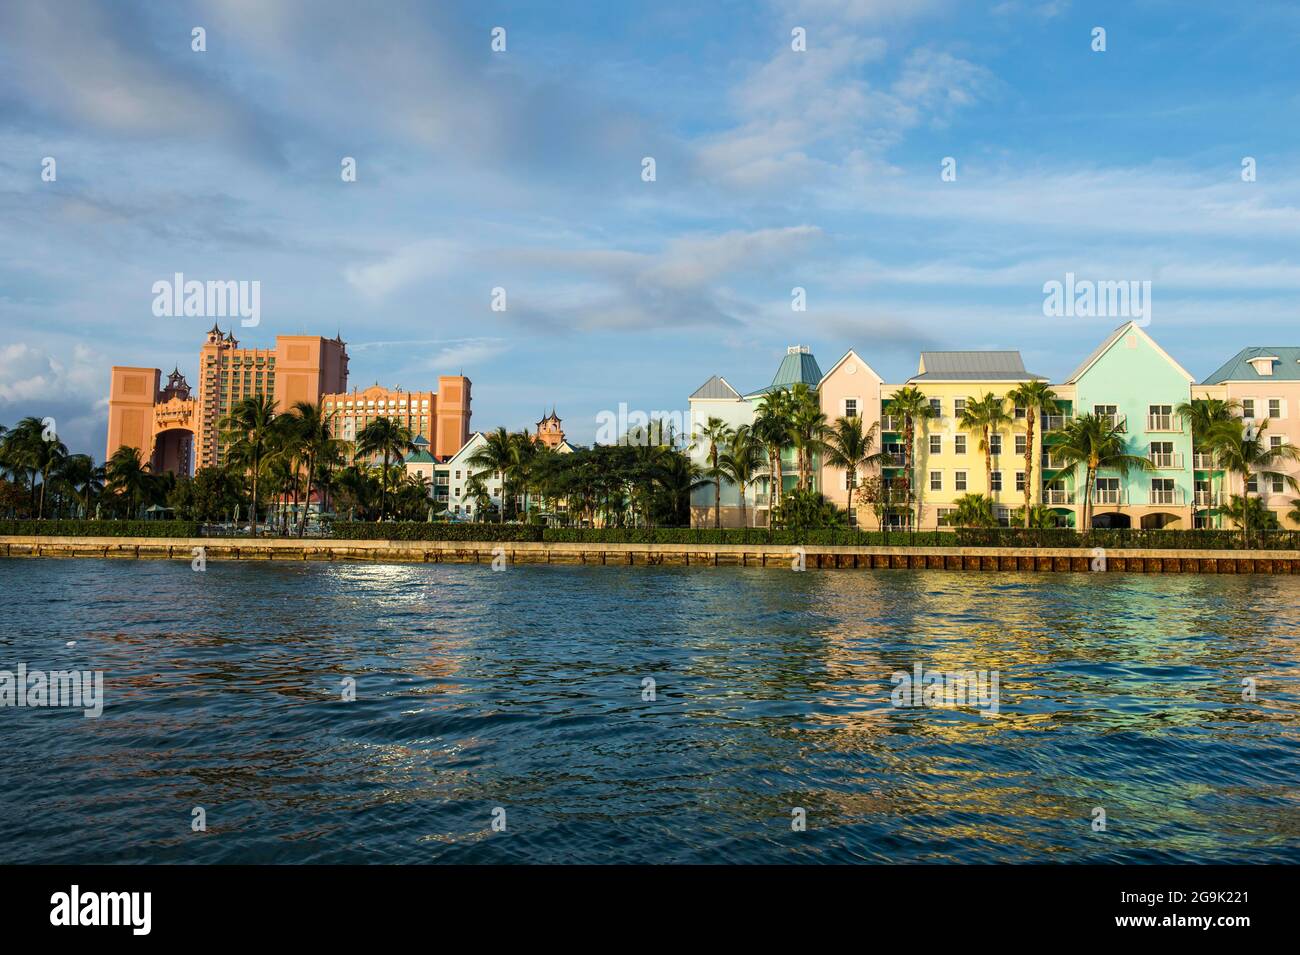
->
[1098, 413, 1127, 432]
[1042, 488, 1075, 505]
[880, 415, 904, 432]
[1194, 490, 1221, 506]
[1041, 414, 1069, 431]
[1093, 487, 1126, 505]
[1148, 451, 1184, 469]
[1148, 487, 1184, 506]
[1041, 452, 1068, 470]
[1146, 414, 1180, 432]
[1192, 453, 1218, 470]
[881, 453, 906, 467]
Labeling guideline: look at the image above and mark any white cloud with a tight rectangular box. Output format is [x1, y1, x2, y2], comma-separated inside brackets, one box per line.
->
[343, 240, 460, 301]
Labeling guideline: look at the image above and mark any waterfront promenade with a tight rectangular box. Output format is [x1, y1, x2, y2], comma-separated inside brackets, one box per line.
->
[4, 535, 1300, 574]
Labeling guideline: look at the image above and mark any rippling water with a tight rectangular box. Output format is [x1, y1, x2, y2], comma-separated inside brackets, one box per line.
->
[1, 558, 1297, 864]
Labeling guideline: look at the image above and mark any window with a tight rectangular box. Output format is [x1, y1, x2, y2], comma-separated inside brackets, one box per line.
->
[990, 471, 1002, 492]
[1015, 471, 1026, 492]
[955, 471, 967, 491]
[1268, 398, 1281, 418]
[1150, 478, 1175, 504]
[844, 398, 858, 418]
[454, 488, 460, 497]
[954, 398, 967, 416]
[1246, 475, 1258, 494]
[930, 471, 942, 491]
[989, 435, 1002, 455]
[1270, 435, 1283, 450]
[936, 507, 954, 527]
[1015, 434, 1027, 455]
[929, 435, 942, 454]
[843, 470, 855, 490]
[1272, 475, 1285, 493]
[954, 435, 967, 454]
[455, 470, 461, 479]
[1242, 399, 1255, 418]
[929, 398, 942, 415]
[1014, 404, 1027, 420]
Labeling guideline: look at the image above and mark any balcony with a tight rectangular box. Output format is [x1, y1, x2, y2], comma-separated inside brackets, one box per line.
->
[1148, 487, 1184, 506]
[1192, 453, 1218, 470]
[1040, 414, 1069, 432]
[1092, 487, 1127, 505]
[1041, 452, 1068, 471]
[1098, 413, 1127, 432]
[1147, 451, 1184, 469]
[1042, 488, 1075, 505]
[1146, 414, 1181, 432]
[881, 453, 906, 468]
[880, 415, 904, 432]
[1194, 490, 1222, 507]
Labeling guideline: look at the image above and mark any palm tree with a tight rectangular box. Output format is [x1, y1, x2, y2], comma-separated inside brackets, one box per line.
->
[787, 383, 827, 491]
[31, 432, 69, 519]
[958, 392, 1014, 504]
[1007, 381, 1060, 529]
[356, 416, 416, 521]
[1204, 418, 1300, 544]
[287, 401, 343, 537]
[105, 446, 156, 518]
[1287, 498, 1300, 528]
[718, 425, 765, 529]
[59, 454, 103, 518]
[753, 389, 794, 518]
[694, 416, 735, 528]
[1176, 397, 1240, 529]
[466, 428, 519, 523]
[951, 493, 997, 528]
[821, 415, 880, 523]
[886, 386, 937, 529]
[220, 394, 277, 534]
[1045, 413, 1153, 530]
[1, 417, 46, 513]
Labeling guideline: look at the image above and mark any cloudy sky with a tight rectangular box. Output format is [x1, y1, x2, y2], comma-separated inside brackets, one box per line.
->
[3, 0, 1299, 457]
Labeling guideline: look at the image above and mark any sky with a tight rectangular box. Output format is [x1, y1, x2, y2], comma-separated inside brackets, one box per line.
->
[3, 0, 1300, 458]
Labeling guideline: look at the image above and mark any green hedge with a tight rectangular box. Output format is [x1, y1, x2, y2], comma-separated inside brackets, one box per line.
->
[326, 522, 543, 542]
[0, 520, 201, 538]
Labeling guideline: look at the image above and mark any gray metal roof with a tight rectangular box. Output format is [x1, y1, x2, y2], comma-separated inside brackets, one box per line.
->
[910, 350, 1043, 381]
[689, 375, 742, 400]
[1202, 346, 1300, 383]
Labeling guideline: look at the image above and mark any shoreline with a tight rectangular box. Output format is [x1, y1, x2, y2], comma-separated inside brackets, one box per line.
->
[3, 535, 1299, 574]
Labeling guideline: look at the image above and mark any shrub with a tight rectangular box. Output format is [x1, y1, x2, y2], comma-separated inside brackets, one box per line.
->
[0, 520, 201, 538]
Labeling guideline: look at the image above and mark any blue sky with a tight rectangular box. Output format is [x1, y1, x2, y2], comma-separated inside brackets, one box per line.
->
[3, 0, 1300, 457]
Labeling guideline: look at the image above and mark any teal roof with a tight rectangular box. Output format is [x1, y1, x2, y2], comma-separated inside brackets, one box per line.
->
[1202, 346, 1300, 383]
[411, 434, 429, 446]
[746, 348, 823, 397]
[405, 448, 436, 464]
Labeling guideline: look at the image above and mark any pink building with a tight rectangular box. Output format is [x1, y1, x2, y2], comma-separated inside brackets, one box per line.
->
[817, 349, 886, 520]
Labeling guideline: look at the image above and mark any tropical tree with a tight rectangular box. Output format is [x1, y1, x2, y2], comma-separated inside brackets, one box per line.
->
[31, 431, 69, 519]
[286, 401, 344, 537]
[885, 386, 937, 529]
[787, 383, 827, 492]
[1006, 380, 1060, 528]
[694, 416, 735, 529]
[958, 392, 1014, 504]
[753, 389, 794, 516]
[1044, 413, 1153, 530]
[104, 446, 157, 517]
[466, 428, 517, 523]
[822, 415, 880, 523]
[1176, 397, 1240, 528]
[950, 493, 997, 528]
[718, 425, 766, 529]
[356, 416, 416, 521]
[220, 394, 277, 534]
[1287, 498, 1300, 528]
[59, 453, 104, 518]
[1204, 418, 1300, 544]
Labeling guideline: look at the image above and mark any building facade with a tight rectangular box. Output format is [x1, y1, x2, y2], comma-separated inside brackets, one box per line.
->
[322, 377, 470, 462]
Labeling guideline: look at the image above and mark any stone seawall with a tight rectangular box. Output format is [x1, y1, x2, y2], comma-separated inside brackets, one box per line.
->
[3, 536, 1300, 573]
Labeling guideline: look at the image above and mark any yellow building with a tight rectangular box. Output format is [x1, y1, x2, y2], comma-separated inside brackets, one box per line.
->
[883, 351, 1055, 529]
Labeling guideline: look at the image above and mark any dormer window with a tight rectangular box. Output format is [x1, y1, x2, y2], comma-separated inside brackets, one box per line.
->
[1248, 356, 1277, 376]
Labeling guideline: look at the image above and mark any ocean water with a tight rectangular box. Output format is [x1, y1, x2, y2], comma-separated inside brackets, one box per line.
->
[0, 558, 1297, 864]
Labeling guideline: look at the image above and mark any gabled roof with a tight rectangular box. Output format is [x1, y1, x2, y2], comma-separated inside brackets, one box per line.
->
[1065, 321, 1195, 384]
[445, 431, 487, 464]
[1202, 346, 1300, 383]
[690, 375, 743, 401]
[405, 449, 436, 464]
[909, 350, 1044, 382]
[818, 349, 883, 386]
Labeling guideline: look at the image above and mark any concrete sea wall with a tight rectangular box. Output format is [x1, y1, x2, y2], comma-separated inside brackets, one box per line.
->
[3, 536, 1300, 573]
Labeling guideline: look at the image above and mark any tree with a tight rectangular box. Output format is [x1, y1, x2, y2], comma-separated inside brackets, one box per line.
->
[1044, 413, 1153, 530]
[287, 401, 344, 537]
[718, 425, 765, 529]
[58, 454, 104, 518]
[885, 386, 937, 530]
[356, 416, 416, 521]
[1223, 494, 1281, 535]
[950, 493, 997, 528]
[753, 389, 794, 517]
[958, 391, 1014, 505]
[105, 446, 157, 517]
[1176, 397, 1240, 529]
[466, 428, 517, 523]
[787, 383, 827, 492]
[220, 394, 277, 534]
[1204, 418, 1300, 544]
[1006, 381, 1060, 529]
[694, 417, 735, 529]
[822, 415, 880, 524]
